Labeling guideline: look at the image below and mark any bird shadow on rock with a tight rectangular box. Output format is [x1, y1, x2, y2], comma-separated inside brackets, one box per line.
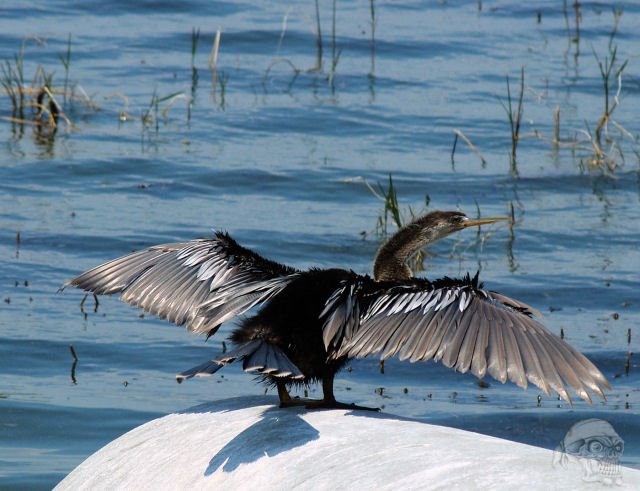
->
[180, 395, 438, 476]
[180, 396, 320, 475]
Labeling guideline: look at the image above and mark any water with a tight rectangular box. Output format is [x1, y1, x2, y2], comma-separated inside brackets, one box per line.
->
[1, 1, 639, 488]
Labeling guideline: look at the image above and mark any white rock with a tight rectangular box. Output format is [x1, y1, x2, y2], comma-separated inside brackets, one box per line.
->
[56, 396, 639, 490]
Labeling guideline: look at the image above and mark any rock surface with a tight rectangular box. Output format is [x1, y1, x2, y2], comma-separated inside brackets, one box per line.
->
[56, 396, 639, 490]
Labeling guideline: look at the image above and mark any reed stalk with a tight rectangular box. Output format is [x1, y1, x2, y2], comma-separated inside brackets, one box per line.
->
[59, 34, 71, 107]
[208, 28, 222, 95]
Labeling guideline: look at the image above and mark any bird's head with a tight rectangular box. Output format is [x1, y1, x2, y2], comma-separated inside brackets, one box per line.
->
[374, 210, 508, 282]
[412, 210, 507, 243]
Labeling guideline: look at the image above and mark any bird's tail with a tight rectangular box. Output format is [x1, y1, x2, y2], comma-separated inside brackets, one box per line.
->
[176, 339, 304, 383]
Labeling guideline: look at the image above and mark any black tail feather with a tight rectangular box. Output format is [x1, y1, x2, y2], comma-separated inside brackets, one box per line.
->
[176, 339, 304, 383]
[176, 359, 225, 383]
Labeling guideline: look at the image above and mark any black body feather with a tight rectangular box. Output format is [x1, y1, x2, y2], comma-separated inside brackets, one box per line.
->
[230, 269, 354, 386]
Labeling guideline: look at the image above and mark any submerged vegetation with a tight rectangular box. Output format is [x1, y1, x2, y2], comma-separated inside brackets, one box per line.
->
[487, 8, 637, 176]
[0, 4, 636, 175]
[500, 67, 525, 175]
[0, 36, 97, 141]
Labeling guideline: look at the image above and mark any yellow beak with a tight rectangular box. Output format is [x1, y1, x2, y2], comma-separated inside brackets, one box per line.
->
[461, 216, 508, 228]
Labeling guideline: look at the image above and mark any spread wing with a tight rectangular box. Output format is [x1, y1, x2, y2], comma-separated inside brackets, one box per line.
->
[321, 273, 610, 404]
[63, 232, 299, 337]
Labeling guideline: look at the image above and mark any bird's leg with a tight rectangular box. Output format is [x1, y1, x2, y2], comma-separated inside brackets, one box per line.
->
[276, 375, 379, 411]
[304, 372, 380, 412]
[276, 380, 300, 407]
[277, 380, 315, 408]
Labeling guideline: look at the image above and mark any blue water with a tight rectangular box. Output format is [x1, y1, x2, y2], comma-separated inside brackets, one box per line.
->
[1, 1, 639, 488]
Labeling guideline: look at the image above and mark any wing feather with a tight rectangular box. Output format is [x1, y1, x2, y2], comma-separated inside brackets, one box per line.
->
[71, 247, 170, 295]
[398, 309, 437, 361]
[426, 303, 462, 362]
[486, 307, 508, 384]
[63, 232, 299, 335]
[498, 312, 527, 389]
[442, 303, 474, 369]
[535, 330, 591, 403]
[453, 301, 481, 374]
[508, 310, 550, 395]
[471, 312, 490, 379]
[525, 324, 570, 402]
[380, 313, 421, 360]
[321, 273, 609, 404]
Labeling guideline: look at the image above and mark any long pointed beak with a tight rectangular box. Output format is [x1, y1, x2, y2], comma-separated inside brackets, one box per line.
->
[461, 216, 508, 228]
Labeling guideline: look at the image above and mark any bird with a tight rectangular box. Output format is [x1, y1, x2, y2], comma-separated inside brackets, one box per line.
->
[63, 210, 610, 410]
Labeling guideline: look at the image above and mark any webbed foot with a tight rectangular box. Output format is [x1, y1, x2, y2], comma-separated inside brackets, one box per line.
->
[308, 400, 380, 412]
[279, 396, 379, 412]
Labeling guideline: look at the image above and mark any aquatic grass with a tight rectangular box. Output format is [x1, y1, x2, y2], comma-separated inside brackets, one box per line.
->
[189, 27, 201, 101]
[275, 7, 293, 57]
[208, 28, 222, 96]
[217, 71, 229, 109]
[160, 92, 189, 118]
[261, 2, 377, 92]
[0, 35, 96, 138]
[553, 105, 560, 152]
[141, 90, 157, 131]
[369, 174, 402, 237]
[262, 2, 352, 90]
[70, 345, 78, 384]
[35, 83, 65, 128]
[369, 0, 376, 76]
[561, 0, 581, 66]
[1, 40, 27, 120]
[572, 0, 581, 46]
[450, 132, 458, 169]
[105, 92, 133, 121]
[313, 0, 323, 71]
[579, 10, 636, 172]
[142, 90, 188, 136]
[452, 129, 487, 167]
[592, 44, 628, 147]
[327, 0, 343, 88]
[608, 7, 623, 51]
[331, 0, 336, 72]
[59, 34, 72, 107]
[562, 0, 581, 55]
[262, 59, 301, 91]
[262, 10, 302, 90]
[191, 27, 200, 70]
[362, 173, 411, 237]
[513, 11, 635, 175]
[499, 67, 525, 175]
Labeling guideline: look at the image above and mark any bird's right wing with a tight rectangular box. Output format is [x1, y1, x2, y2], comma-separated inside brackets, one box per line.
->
[321, 273, 610, 404]
[62, 232, 299, 337]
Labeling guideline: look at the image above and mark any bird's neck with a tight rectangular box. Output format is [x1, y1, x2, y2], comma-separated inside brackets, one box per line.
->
[373, 224, 429, 282]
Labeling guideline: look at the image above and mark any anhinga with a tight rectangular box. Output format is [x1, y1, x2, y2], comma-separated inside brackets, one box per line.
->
[64, 211, 610, 409]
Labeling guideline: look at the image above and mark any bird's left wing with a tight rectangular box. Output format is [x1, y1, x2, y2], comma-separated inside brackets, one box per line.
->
[321, 273, 610, 404]
[62, 231, 299, 337]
